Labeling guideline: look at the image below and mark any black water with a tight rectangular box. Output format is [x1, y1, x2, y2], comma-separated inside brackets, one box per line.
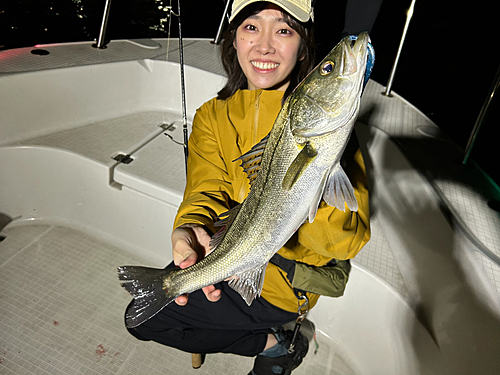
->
[1, 0, 498, 186]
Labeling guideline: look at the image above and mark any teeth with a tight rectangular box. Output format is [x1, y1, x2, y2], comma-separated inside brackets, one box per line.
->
[251, 61, 279, 70]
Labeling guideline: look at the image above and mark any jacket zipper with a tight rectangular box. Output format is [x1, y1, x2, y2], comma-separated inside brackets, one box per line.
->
[253, 92, 261, 145]
[237, 92, 261, 203]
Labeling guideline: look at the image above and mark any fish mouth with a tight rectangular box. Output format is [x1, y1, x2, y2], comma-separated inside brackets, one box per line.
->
[339, 33, 369, 78]
[251, 61, 280, 70]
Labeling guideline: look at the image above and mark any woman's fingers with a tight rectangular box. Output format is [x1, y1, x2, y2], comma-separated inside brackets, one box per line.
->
[202, 285, 221, 302]
[172, 226, 207, 270]
[174, 286, 220, 306]
[171, 225, 221, 305]
[178, 252, 198, 269]
[175, 294, 189, 306]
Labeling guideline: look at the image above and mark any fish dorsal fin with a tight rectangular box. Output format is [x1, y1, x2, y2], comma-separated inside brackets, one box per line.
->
[282, 142, 318, 191]
[210, 205, 242, 250]
[228, 263, 268, 306]
[324, 164, 358, 212]
[234, 134, 270, 188]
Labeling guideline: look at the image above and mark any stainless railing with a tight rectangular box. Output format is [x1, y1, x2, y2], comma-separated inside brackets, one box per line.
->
[213, 0, 232, 44]
[463, 64, 500, 164]
[382, 0, 416, 96]
[92, 0, 112, 49]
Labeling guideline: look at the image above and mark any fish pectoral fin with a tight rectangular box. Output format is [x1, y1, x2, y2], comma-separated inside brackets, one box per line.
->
[323, 164, 358, 212]
[228, 263, 268, 306]
[282, 142, 317, 191]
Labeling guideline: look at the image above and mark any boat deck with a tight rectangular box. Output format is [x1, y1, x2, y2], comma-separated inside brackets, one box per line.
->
[0, 225, 353, 375]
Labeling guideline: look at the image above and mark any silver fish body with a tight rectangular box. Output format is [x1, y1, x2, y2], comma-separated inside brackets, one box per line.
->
[118, 32, 370, 328]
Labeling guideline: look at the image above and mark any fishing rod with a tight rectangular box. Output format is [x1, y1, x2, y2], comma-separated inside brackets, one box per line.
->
[156, 0, 189, 175]
[176, 0, 189, 175]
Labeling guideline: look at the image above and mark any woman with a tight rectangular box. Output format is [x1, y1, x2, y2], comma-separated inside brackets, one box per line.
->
[127, 1, 372, 374]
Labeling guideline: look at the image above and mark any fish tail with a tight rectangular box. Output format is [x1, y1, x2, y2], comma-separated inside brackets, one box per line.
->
[117, 265, 177, 328]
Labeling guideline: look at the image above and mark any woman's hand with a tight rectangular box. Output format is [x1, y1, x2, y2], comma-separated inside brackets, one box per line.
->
[171, 224, 221, 305]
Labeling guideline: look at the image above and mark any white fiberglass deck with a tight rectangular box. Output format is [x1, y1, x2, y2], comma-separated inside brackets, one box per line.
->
[1, 39, 500, 374]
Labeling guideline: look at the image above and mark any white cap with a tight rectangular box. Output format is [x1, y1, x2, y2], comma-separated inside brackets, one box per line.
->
[229, 0, 313, 23]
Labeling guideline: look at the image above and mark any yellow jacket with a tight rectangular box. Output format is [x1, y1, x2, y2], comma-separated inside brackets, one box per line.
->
[174, 89, 370, 313]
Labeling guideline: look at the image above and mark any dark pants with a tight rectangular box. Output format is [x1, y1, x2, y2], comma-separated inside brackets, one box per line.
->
[126, 263, 298, 357]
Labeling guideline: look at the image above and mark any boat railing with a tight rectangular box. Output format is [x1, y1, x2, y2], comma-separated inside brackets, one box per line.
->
[463, 64, 500, 164]
[382, 0, 416, 97]
[213, 0, 232, 44]
[93, 0, 112, 49]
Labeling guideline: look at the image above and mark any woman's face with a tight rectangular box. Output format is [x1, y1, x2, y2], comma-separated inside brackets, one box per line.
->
[234, 5, 302, 92]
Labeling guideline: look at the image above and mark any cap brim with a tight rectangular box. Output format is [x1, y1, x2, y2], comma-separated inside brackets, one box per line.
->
[229, 0, 311, 23]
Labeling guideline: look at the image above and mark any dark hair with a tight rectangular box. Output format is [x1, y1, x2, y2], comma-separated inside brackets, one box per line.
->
[217, 2, 316, 101]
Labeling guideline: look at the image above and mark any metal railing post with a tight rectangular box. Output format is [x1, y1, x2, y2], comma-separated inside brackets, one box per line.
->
[383, 0, 416, 96]
[213, 0, 232, 44]
[93, 0, 113, 49]
[463, 64, 500, 164]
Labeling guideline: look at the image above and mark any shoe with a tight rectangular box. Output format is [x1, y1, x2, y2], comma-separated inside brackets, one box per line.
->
[248, 328, 309, 375]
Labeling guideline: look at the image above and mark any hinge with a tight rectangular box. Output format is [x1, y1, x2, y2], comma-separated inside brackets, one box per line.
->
[113, 153, 134, 164]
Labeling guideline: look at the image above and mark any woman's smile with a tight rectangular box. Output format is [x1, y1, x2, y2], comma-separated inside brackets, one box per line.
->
[251, 60, 280, 71]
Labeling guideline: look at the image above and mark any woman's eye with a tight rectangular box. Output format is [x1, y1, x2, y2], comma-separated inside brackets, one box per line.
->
[244, 24, 257, 31]
[278, 28, 292, 35]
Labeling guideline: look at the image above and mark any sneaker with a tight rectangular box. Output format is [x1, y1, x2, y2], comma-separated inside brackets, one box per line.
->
[248, 328, 309, 375]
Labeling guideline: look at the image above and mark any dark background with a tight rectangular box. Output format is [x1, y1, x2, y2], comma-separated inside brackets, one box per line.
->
[1, 0, 498, 185]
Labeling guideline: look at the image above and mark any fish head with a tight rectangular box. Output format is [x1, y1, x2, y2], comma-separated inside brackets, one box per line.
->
[289, 32, 369, 138]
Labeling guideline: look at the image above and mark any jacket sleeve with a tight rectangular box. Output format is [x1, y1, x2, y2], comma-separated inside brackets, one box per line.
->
[173, 101, 234, 233]
[280, 142, 371, 262]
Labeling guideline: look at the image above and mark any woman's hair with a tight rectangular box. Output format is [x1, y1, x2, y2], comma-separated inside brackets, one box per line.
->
[217, 2, 316, 101]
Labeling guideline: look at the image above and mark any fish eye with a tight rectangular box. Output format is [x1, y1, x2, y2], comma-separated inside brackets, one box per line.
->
[320, 61, 334, 75]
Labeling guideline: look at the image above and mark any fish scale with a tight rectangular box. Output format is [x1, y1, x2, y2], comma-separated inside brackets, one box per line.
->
[118, 32, 370, 328]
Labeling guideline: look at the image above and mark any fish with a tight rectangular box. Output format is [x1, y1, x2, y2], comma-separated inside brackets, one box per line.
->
[118, 32, 371, 328]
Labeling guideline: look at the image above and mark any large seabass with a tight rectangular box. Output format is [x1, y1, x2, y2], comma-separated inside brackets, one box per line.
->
[118, 32, 370, 328]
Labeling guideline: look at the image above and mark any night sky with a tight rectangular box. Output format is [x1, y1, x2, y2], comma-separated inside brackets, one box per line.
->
[1, 0, 498, 184]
